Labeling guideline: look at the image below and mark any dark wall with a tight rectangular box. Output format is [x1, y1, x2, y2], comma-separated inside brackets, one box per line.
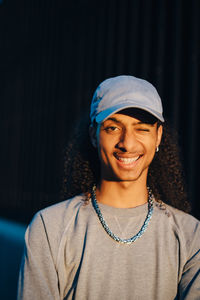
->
[0, 0, 199, 223]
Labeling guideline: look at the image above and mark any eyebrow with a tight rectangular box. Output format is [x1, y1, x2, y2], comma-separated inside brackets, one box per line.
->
[105, 117, 153, 126]
[105, 117, 122, 124]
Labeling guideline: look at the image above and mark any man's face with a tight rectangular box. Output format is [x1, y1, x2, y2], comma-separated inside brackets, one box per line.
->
[92, 109, 162, 183]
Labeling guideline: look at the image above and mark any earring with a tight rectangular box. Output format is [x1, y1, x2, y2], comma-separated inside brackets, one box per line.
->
[156, 146, 159, 152]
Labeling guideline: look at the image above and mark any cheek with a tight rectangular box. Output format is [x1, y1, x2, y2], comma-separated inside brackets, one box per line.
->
[97, 137, 109, 162]
[141, 136, 157, 158]
[98, 143, 111, 163]
[97, 136, 117, 164]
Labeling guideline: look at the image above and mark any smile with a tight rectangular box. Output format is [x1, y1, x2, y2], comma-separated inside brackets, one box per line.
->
[117, 156, 140, 164]
[114, 154, 141, 165]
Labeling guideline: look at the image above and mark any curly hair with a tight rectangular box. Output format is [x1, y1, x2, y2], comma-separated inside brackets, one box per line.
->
[61, 113, 191, 213]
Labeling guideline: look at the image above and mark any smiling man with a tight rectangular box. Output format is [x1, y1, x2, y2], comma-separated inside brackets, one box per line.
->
[18, 75, 200, 299]
[90, 108, 162, 209]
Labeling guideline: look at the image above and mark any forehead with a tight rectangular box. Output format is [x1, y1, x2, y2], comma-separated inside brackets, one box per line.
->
[104, 108, 158, 125]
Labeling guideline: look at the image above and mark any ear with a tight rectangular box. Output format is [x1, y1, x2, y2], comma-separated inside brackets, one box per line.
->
[156, 124, 163, 149]
[89, 125, 97, 148]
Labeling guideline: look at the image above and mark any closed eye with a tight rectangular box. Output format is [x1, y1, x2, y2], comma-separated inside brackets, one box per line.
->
[136, 128, 150, 132]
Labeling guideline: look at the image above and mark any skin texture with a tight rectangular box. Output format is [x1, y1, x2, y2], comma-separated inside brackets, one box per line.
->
[90, 109, 163, 208]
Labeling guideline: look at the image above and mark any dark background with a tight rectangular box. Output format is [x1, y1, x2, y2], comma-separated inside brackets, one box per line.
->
[0, 0, 199, 224]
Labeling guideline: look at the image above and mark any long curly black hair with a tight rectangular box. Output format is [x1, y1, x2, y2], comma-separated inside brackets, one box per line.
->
[61, 113, 190, 213]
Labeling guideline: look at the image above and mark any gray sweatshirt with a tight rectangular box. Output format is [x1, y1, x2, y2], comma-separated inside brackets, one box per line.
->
[17, 195, 200, 300]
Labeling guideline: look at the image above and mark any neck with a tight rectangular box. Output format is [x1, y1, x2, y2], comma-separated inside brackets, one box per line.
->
[96, 180, 148, 208]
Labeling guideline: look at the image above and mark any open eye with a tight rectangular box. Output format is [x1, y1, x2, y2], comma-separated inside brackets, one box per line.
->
[104, 126, 120, 133]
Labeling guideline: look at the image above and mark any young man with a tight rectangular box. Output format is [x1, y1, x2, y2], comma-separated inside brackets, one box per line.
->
[18, 75, 200, 299]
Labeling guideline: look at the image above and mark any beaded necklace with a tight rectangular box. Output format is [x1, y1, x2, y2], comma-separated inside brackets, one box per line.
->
[91, 185, 154, 244]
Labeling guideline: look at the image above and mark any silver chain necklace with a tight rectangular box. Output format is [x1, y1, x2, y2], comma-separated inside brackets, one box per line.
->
[91, 185, 154, 244]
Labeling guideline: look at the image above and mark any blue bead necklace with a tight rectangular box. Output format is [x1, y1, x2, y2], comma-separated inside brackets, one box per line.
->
[91, 185, 154, 244]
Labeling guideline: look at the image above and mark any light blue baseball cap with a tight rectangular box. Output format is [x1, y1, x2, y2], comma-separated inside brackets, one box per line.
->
[90, 75, 164, 124]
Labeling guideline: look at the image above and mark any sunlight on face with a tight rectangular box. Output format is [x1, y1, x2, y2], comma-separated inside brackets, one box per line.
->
[95, 109, 162, 183]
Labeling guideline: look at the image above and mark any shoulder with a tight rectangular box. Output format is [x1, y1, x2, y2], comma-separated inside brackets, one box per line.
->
[30, 194, 86, 230]
[25, 195, 88, 263]
[154, 201, 200, 252]
[26, 195, 87, 246]
[40, 194, 86, 217]
[158, 201, 198, 223]
[154, 201, 200, 230]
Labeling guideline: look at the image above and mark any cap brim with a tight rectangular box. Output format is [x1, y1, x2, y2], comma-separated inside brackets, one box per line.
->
[95, 103, 164, 123]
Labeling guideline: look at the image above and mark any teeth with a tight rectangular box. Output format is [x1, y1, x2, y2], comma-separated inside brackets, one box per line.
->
[118, 156, 139, 164]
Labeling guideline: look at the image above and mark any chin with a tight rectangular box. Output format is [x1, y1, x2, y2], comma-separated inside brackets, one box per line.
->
[104, 172, 143, 182]
[101, 163, 148, 182]
[113, 168, 148, 183]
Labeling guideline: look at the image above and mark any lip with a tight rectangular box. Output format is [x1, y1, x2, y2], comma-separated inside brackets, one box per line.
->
[114, 153, 142, 169]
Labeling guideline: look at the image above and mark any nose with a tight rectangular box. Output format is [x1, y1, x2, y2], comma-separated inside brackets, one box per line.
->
[116, 129, 138, 152]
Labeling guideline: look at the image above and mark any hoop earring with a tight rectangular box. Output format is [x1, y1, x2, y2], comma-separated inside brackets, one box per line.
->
[156, 146, 159, 153]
